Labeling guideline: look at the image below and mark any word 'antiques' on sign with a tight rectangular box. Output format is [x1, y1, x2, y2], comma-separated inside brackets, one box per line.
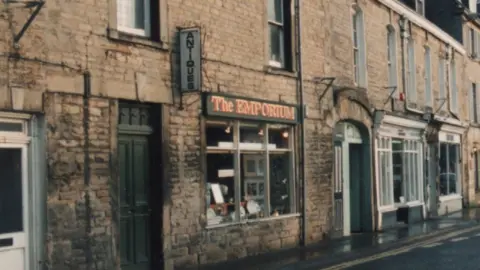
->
[203, 93, 299, 124]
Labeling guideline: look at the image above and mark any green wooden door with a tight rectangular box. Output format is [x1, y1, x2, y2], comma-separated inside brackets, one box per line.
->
[119, 135, 151, 270]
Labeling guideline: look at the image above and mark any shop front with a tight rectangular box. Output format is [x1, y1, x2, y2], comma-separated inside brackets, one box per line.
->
[202, 93, 299, 226]
[375, 115, 426, 230]
[430, 124, 464, 216]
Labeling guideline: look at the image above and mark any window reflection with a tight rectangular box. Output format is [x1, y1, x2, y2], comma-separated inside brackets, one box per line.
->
[439, 142, 459, 196]
[205, 121, 295, 225]
[206, 153, 236, 225]
[392, 139, 403, 203]
[0, 149, 23, 234]
[269, 153, 291, 216]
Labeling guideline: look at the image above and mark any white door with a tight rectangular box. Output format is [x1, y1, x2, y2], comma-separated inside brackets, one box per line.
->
[0, 145, 28, 270]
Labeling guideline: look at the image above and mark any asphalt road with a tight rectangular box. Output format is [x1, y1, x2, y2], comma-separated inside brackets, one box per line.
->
[330, 226, 480, 270]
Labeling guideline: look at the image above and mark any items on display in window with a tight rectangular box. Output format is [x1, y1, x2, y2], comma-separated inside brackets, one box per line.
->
[205, 122, 293, 225]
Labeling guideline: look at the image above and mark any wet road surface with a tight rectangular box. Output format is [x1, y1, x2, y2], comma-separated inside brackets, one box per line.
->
[339, 226, 480, 270]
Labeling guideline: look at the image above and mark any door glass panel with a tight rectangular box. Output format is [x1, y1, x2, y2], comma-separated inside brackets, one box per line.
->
[0, 148, 23, 234]
[0, 122, 23, 132]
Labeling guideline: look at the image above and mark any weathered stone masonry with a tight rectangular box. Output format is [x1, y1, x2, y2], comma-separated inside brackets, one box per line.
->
[44, 93, 114, 270]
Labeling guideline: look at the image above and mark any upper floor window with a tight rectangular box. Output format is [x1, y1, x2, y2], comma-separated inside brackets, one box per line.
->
[117, 0, 151, 37]
[268, 0, 293, 70]
[401, 0, 425, 16]
[439, 57, 447, 110]
[387, 26, 397, 88]
[449, 59, 458, 114]
[470, 82, 478, 123]
[352, 7, 366, 87]
[466, 27, 480, 59]
[424, 46, 432, 107]
[406, 38, 416, 103]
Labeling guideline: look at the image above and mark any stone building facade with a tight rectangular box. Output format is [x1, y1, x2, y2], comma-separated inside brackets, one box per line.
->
[0, 1, 477, 270]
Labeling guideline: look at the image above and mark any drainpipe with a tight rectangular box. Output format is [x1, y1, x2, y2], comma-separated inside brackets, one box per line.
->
[399, 16, 408, 105]
[294, 0, 307, 246]
[83, 71, 93, 270]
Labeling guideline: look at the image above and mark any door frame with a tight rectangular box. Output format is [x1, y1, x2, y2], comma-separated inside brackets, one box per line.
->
[117, 102, 163, 270]
[333, 121, 371, 237]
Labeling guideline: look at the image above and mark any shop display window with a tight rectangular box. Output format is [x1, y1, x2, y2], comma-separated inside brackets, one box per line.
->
[205, 121, 295, 226]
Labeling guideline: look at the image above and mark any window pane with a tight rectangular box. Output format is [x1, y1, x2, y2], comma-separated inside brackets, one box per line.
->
[269, 24, 284, 65]
[412, 152, 418, 200]
[268, 125, 290, 149]
[451, 61, 457, 112]
[0, 148, 23, 234]
[117, 0, 145, 30]
[380, 151, 390, 206]
[134, 0, 145, 29]
[206, 154, 236, 225]
[268, 0, 283, 23]
[240, 124, 265, 148]
[0, 122, 23, 132]
[392, 139, 403, 203]
[425, 48, 432, 106]
[270, 153, 292, 215]
[241, 154, 266, 220]
[439, 143, 449, 196]
[352, 15, 358, 46]
[448, 144, 458, 194]
[353, 49, 359, 83]
[206, 122, 234, 148]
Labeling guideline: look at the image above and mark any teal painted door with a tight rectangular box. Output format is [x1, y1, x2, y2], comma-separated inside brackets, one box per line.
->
[349, 144, 362, 232]
[119, 135, 151, 270]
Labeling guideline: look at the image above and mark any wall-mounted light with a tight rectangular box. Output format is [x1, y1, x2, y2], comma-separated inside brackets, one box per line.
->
[472, 145, 478, 156]
[282, 129, 289, 139]
[224, 125, 231, 134]
[258, 128, 264, 136]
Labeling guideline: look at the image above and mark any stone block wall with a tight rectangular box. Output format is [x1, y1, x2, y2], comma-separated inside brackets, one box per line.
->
[44, 93, 114, 270]
[464, 20, 480, 206]
[0, 0, 478, 269]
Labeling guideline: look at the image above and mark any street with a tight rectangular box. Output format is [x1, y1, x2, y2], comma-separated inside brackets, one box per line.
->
[322, 226, 480, 270]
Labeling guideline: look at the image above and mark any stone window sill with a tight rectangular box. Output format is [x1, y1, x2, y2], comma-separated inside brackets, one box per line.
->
[205, 213, 300, 230]
[264, 66, 297, 78]
[107, 28, 169, 51]
[439, 194, 462, 203]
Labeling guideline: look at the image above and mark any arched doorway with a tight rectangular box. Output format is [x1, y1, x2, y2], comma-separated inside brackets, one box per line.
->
[332, 121, 372, 237]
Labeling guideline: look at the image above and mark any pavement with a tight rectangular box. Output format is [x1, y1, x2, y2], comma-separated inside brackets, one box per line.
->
[342, 226, 480, 270]
[199, 208, 480, 270]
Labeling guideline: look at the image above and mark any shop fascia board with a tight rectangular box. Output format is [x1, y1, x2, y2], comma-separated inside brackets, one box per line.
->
[382, 114, 427, 130]
[434, 115, 468, 133]
[378, 0, 466, 55]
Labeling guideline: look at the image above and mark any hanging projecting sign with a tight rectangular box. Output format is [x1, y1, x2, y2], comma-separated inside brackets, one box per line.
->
[203, 93, 299, 124]
[179, 27, 201, 92]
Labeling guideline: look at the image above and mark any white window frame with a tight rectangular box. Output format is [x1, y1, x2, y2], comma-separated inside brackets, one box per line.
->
[377, 136, 394, 208]
[449, 59, 458, 114]
[424, 46, 432, 107]
[415, 0, 425, 15]
[402, 140, 422, 204]
[205, 120, 297, 227]
[439, 57, 447, 110]
[468, 28, 476, 58]
[376, 121, 425, 211]
[267, 0, 286, 68]
[116, 0, 151, 37]
[476, 31, 480, 60]
[471, 82, 478, 123]
[387, 25, 398, 88]
[406, 38, 416, 103]
[352, 6, 367, 88]
[437, 137, 462, 198]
